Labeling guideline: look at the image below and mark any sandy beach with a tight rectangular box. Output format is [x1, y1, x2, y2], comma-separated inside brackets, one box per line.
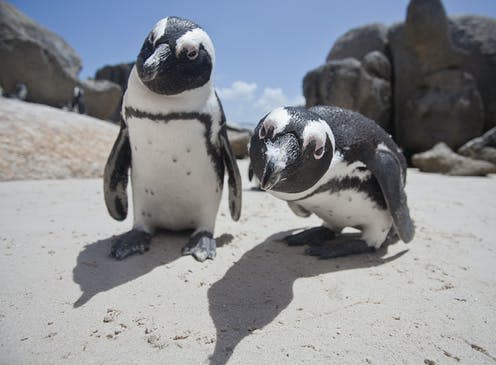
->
[0, 159, 495, 364]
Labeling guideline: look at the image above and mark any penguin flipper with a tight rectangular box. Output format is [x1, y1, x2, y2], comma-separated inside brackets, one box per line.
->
[366, 149, 415, 243]
[287, 201, 312, 217]
[219, 131, 242, 221]
[103, 120, 131, 221]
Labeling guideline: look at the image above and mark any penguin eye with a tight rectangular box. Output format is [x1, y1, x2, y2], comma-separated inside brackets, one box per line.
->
[314, 146, 325, 160]
[187, 49, 198, 60]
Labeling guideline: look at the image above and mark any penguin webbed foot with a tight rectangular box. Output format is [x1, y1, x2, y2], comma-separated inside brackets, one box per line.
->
[283, 226, 336, 247]
[305, 234, 375, 259]
[109, 229, 152, 260]
[182, 230, 216, 262]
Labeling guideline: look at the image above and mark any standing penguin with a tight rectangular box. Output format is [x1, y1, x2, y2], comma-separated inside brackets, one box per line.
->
[249, 105, 414, 258]
[104, 16, 242, 262]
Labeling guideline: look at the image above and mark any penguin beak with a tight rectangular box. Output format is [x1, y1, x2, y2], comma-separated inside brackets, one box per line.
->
[141, 43, 171, 82]
[260, 160, 283, 191]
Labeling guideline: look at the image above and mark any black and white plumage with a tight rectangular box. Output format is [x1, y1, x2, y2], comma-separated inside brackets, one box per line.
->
[104, 16, 242, 262]
[249, 105, 414, 258]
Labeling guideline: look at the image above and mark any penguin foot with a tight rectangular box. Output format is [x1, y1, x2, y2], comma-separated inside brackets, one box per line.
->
[305, 236, 374, 259]
[109, 229, 152, 260]
[182, 230, 216, 262]
[283, 226, 336, 246]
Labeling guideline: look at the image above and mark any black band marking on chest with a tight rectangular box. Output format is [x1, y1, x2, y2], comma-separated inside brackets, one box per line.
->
[125, 107, 225, 185]
[296, 176, 387, 209]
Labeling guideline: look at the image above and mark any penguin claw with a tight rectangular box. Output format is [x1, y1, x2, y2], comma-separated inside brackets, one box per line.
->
[182, 232, 216, 262]
[109, 230, 152, 260]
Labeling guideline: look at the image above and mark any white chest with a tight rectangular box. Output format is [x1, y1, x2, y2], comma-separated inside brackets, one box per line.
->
[297, 189, 387, 230]
[128, 118, 222, 231]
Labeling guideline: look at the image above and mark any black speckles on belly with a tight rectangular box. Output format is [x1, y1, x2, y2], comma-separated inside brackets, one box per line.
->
[145, 189, 149, 194]
[147, 140, 152, 145]
[348, 196, 353, 202]
[186, 148, 191, 153]
[141, 210, 152, 218]
[186, 171, 191, 176]
[134, 145, 138, 152]
[172, 156, 178, 163]
[150, 190, 155, 196]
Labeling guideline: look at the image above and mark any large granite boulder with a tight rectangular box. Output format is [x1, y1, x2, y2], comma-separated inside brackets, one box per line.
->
[412, 142, 496, 176]
[326, 23, 389, 62]
[449, 15, 496, 131]
[0, 2, 121, 121]
[0, 1, 81, 107]
[80, 79, 122, 122]
[94, 62, 134, 121]
[226, 124, 251, 159]
[389, 0, 485, 156]
[95, 62, 134, 93]
[458, 127, 496, 165]
[303, 56, 391, 131]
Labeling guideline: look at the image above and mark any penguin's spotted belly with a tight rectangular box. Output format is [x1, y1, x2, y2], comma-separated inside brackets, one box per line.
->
[297, 188, 393, 247]
[129, 118, 222, 232]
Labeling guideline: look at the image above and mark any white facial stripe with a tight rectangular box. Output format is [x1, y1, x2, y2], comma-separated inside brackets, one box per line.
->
[151, 18, 168, 45]
[265, 141, 288, 170]
[175, 28, 215, 64]
[302, 120, 335, 154]
[263, 107, 291, 137]
[144, 43, 171, 70]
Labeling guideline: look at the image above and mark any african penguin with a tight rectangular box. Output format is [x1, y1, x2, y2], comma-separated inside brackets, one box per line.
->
[104, 16, 242, 262]
[249, 105, 414, 258]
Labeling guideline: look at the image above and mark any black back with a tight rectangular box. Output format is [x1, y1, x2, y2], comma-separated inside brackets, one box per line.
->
[309, 105, 408, 180]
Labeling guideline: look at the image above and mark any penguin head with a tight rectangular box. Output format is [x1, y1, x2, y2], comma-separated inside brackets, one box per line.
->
[249, 107, 335, 193]
[136, 16, 215, 95]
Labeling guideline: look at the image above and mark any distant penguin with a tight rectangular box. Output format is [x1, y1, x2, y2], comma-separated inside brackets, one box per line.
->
[71, 86, 86, 114]
[249, 105, 414, 258]
[4, 83, 28, 100]
[104, 16, 242, 261]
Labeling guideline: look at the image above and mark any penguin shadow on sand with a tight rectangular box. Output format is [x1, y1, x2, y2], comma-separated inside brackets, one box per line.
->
[207, 229, 407, 365]
[72, 231, 233, 307]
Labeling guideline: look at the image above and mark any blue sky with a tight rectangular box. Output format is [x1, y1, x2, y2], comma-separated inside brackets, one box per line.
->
[10, 0, 496, 124]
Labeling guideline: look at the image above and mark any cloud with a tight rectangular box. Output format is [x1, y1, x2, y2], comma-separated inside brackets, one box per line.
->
[254, 88, 305, 115]
[217, 81, 257, 101]
[216, 81, 305, 126]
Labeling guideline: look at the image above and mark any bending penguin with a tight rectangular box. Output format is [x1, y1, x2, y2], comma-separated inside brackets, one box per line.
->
[249, 105, 414, 258]
[104, 16, 242, 262]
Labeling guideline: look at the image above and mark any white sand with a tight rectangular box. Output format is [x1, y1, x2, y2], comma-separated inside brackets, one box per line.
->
[0, 160, 495, 364]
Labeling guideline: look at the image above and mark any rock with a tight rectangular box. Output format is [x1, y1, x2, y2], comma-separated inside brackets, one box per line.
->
[326, 23, 389, 62]
[449, 15, 496, 131]
[0, 2, 121, 121]
[363, 51, 391, 81]
[95, 63, 134, 93]
[0, 97, 118, 181]
[0, 1, 80, 107]
[80, 79, 122, 122]
[94, 62, 134, 121]
[303, 57, 391, 131]
[411, 142, 496, 176]
[388, 0, 485, 157]
[226, 124, 251, 159]
[458, 127, 496, 164]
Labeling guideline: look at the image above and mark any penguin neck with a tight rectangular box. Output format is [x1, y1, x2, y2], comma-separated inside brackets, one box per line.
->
[124, 66, 215, 115]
